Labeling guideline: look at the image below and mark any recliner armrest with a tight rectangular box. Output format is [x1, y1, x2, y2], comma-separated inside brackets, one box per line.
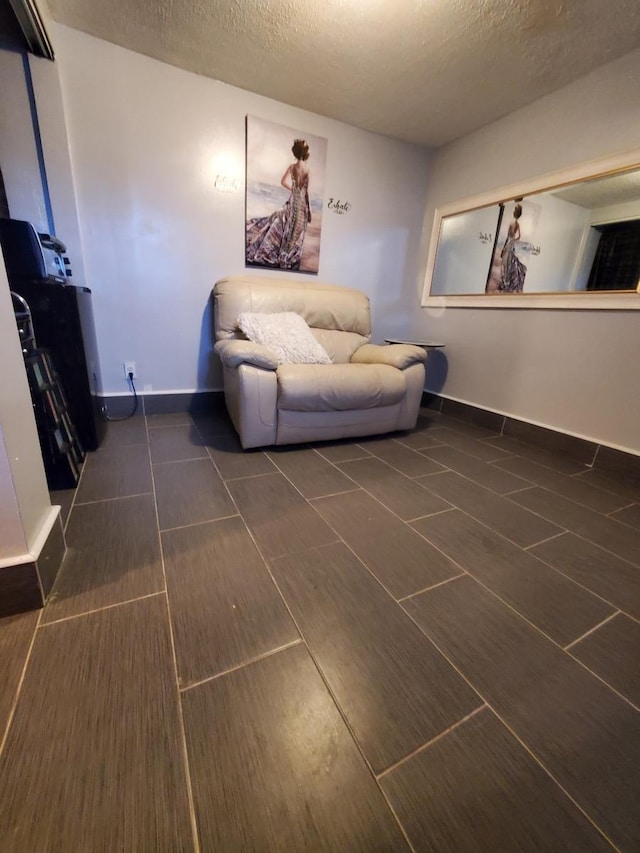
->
[351, 343, 427, 369]
[214, 339, 279, 370]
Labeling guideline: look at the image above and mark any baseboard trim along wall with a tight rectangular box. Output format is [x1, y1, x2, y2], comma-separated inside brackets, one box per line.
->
[422, 392, 640, 475]
[0, 507, 66, 617]
[100, 391, 223, 418]
[102, 388, 639, 474]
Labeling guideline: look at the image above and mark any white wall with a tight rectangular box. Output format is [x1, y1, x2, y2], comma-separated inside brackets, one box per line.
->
[0, 48, 55, 561]
[0, 251, 51, 560]
[414, 48, 640, 455]
[53, 25, 432, 396]
[0, 50, 48, 230]
[28, 51, 87, 284]
[0, 427, 27, 560]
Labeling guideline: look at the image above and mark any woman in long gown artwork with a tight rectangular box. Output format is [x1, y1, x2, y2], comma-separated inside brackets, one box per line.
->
[246, 138, 312, 271]
[499, 203, 526, 292]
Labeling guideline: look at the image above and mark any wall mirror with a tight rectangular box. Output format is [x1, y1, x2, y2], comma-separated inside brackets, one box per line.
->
[422, 150, 640, 309]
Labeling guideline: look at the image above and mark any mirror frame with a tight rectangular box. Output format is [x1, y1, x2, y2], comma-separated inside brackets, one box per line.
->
[421, 147, 640, 310]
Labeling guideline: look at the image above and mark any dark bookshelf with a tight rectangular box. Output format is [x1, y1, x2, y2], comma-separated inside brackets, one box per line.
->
[12, 292, 84, 488]
[23, 348, 85, 488]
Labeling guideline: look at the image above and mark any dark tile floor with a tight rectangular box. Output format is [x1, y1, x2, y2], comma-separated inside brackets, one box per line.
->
[1, 406, 639, 851]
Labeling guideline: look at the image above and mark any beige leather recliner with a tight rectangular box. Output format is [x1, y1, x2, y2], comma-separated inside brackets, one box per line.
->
[213, 275, 428, 449]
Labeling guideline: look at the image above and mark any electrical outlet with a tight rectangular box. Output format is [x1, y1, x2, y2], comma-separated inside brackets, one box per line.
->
[123, 361, 136, 379]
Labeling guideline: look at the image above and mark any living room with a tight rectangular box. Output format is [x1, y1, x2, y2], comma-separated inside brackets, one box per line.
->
[1, 1, 639, 848]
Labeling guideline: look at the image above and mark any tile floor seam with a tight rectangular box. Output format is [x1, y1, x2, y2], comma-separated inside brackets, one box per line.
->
[569, 467, 640, 493]
[262, 537, 499, 828]
[605, 501, 637, 515]
[306, 490, 468, 605]
[501, 485, 538, 497]
[214, 469, 276, 484]
[38, 590, 167, 627]
[534, 522, 640, 571]
[426, 436, 514, 466]
[523, 530, 567, 549]
[145, 420, 197, 431]
[148, 433, 202, 853]
[60, 447, 90, 534]
[397, 572, 469, 603]
[373, 788, 417, 853]
[302, 452, 453, 533]
[406, 506, 456, 524]
[309, 459, 578, 609]
[503, 487, 577, 530]
[417, 461, 539, 499]
[435, 566, 625, 668]
[375, 704, 488, 780]
[482, 442, 584, 476]
[351, 444, 448, 481]
[159, 512, 241, 534]
[563, 656, 640, 713]
[178, 639, 304, 693]
[409, 504, 541, 572]
[146, 422, 193, 430]
[388, 436, 455, 475]
[0, 608, 43, 759]
[418, 452, 536, 496]
[223, 506, 417, 787]
[605, 508, 640, 530]
[204, 439, 246, 517]
[63, 462, 85, 534]
[398, 605, 623, 852]
[535, 476, 639, 520]
[230, 516, 386, 777]
[267, 450, 360, 504]
[494, 455, 630, 498]
[512, 480, 632, 517]
[528, 535, 640, 619]
[413, 567, 639, 713]
[73, 490, 154, 507]
[244, 532, 427, 849]
[563, 611, 621, 651]
[151, 454, 210, 467]
[328, 469, 631, 631]
[95, 439, 149, 448]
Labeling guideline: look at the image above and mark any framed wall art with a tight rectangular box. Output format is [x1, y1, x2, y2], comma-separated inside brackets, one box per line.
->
[245, 116, 328, 274]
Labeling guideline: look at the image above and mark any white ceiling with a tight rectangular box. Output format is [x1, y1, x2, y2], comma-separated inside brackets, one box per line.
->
[553, 169, 640, 208]
[46, 0, 640, 147]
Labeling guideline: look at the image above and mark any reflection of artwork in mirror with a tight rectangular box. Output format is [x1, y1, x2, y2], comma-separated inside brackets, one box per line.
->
[428, 163, 640, 298]
[485, 199, 542, 293]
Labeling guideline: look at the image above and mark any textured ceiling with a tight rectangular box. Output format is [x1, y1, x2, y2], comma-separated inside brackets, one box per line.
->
[46, 0, 640, 147]
[554, 169, 640, 208]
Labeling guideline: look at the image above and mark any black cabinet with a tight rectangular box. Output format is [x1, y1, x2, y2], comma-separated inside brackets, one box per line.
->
[10, 279, 105, 456]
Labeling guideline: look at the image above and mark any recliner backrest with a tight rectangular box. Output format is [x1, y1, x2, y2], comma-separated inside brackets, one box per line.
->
[213, 276, 372, 363]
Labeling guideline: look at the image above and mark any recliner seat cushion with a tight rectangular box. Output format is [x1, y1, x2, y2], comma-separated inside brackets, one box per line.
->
[276, 363, 405, 412]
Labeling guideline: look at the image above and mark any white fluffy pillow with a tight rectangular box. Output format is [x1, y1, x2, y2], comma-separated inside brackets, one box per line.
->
[237, 311, 332, 365]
